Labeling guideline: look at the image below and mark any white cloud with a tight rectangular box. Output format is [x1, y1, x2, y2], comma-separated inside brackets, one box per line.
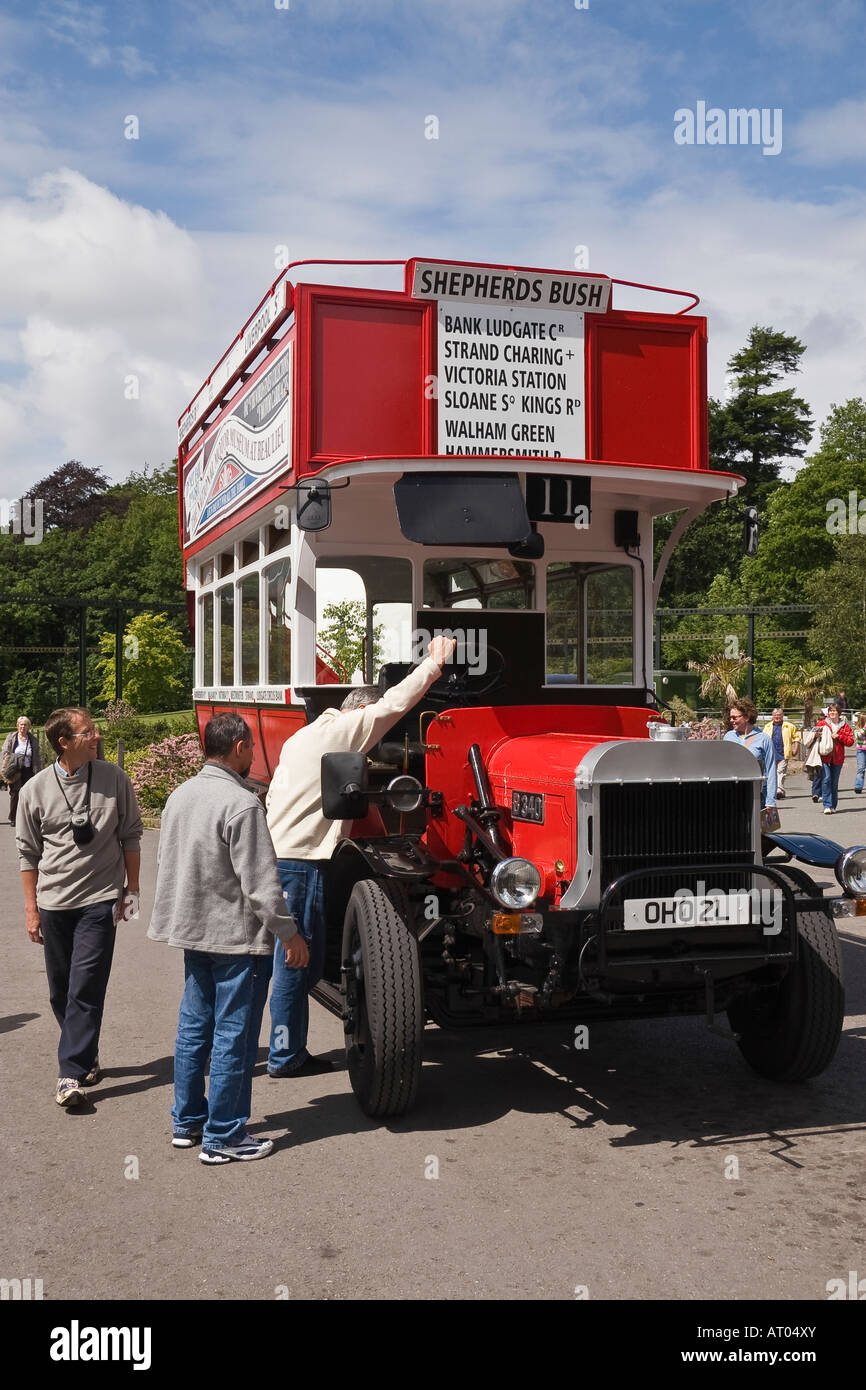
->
[0, 170, 208, 489]
[38, 1, 156, 76]
[118, 45, 158, 79]
[792, 97, 866, 166]
[40, 0, 111, 68]
[742, 0, 863, 55]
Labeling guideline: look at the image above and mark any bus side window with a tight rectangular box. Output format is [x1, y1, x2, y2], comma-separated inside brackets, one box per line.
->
[265, 557, 291, 685]
[200, 593, 214, 686]
[219, 584, 234, 684]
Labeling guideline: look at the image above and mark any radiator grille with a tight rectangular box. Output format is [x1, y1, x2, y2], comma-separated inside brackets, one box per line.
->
[599, 780, 754, 901]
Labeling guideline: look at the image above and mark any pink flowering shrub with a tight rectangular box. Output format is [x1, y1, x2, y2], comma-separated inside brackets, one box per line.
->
[688, 717, 723, 740]
[126, 733, 204, 811]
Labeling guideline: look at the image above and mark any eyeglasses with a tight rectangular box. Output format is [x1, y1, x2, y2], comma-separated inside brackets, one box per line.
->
[72, 728, 100, 741]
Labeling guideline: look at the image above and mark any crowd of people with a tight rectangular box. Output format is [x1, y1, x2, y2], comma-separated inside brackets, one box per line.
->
[720, 697, 861, 816]
[7, 635, 454, 1165]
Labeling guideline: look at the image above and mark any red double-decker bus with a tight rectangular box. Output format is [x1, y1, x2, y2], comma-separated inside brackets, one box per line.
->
[177, 256, 848, 1117]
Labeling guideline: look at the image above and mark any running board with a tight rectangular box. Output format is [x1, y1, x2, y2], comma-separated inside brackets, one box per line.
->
[311, 980, 344, 1019]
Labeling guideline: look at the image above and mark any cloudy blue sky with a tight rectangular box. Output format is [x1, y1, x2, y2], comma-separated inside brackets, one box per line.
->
[0, 0, 864, 493]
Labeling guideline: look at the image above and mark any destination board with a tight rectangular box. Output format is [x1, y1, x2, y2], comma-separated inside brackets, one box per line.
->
[436, 301, 585, 460]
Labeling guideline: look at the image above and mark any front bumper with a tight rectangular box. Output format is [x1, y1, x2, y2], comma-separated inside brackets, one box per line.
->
[591, 860, 802, 973]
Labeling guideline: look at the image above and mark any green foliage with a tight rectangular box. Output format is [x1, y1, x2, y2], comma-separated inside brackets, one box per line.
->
[0, 461, 190, 713]
[658, 327, 812, 606]
[776, 661, 837, 729]
[0, 667, 58, 725]
[319, 600, 383, 681]
[687, 649, 752, 719]
[668, 694, 697, 724]
[716, 327, 812, 484]
[742, 399, 866, 603]
[96, 612, 188, 712]
[805, 536, 866, 704]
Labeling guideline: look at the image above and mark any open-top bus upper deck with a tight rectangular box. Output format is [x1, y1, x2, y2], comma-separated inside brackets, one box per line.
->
[177, 256, 743, 783]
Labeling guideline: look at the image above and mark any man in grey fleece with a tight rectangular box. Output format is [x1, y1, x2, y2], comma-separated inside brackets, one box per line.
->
[17, 706, 142, 1108]
[148, 711, 309, 1164]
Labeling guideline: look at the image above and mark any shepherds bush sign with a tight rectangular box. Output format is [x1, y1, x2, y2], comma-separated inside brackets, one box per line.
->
[410, 260, 611, 313]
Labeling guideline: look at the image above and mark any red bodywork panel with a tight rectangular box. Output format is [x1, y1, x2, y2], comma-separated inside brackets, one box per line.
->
[423, 705, 657, 891]
[296, 284, 434, 466]
[195, 703, 306, 786]
[587, 310, 707, 472]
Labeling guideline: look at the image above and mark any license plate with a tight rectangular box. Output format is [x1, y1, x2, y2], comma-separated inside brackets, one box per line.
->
[511, 790, 544, 824]
[623, 894, 755, 930]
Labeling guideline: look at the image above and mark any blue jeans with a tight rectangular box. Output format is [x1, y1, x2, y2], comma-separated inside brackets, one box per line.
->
[268, 861, 327, 1071]
[821, 761, 842, 810]
[855, 749, 866, 791]
[172, 951, 273, 1147]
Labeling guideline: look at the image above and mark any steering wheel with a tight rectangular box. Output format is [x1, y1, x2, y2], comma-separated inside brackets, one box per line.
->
[426, 645, 508, 705]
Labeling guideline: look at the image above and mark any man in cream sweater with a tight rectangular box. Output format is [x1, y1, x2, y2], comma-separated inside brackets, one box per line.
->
[265, 634, 455, 1077]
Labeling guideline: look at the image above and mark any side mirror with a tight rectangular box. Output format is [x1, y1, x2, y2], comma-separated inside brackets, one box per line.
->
[297, 481, 332, 532]
[743, 506, 759, 557]
[321, 752, 368, 819]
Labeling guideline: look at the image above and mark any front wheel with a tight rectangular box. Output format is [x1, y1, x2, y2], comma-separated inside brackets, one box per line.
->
[728, 909, 845, 1081]
[342, 879, 424, 1117]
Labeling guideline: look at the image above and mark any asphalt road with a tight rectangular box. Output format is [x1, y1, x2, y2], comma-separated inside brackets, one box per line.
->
[1, 768, 864, 1303]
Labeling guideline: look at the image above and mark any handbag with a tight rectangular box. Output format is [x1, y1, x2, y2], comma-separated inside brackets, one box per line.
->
[1, 747, 22, 787]
[803, 729, 823, 771]
[818, 724, 834, 758]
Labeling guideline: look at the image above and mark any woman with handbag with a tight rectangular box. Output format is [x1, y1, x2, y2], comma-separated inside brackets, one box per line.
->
[1, 716, 42, 826]
[801, 724, 824, 802]
[813, 701, 853, 813]
[854, 712, 866, 793]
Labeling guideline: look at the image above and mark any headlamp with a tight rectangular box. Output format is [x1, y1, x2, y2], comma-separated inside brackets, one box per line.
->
[490, 857, 542, 909]
[385, 775, 424, 813]
[834, 846, 866, 897]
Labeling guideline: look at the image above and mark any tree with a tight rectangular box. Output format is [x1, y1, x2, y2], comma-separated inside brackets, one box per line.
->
[776, 661, 837, 729]
[657, 327, 813, 605]
[687, 650, 752, 722]
[742, 398, 866, 603]
[718, 327, 813, 485]
[319, 600, 383, 682]
[95, 612, 189, 712]
[31, 460, 126, 533]
[805, 536, 866, 705]
[0, 667, 58, 725]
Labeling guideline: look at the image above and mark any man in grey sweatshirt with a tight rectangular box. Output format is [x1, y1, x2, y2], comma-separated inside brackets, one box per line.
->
[17, 706, 142, 1108]
[148, 711, 309, 1164]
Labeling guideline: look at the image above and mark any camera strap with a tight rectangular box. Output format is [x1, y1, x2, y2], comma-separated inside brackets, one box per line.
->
[53, 759, 93, 821]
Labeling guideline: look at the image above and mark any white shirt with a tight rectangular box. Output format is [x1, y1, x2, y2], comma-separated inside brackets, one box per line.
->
[266, 658, 442, 860]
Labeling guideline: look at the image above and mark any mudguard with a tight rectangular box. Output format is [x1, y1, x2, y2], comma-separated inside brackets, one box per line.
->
[763, 832, 845, 867]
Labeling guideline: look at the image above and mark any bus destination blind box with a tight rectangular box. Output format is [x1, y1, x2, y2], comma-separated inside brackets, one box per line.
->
[393, 472, 531, 546]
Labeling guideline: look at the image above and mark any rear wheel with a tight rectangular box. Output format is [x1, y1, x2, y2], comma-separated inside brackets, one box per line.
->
[728, 909, 844, 1080]
[343, 879, 423, 1116]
